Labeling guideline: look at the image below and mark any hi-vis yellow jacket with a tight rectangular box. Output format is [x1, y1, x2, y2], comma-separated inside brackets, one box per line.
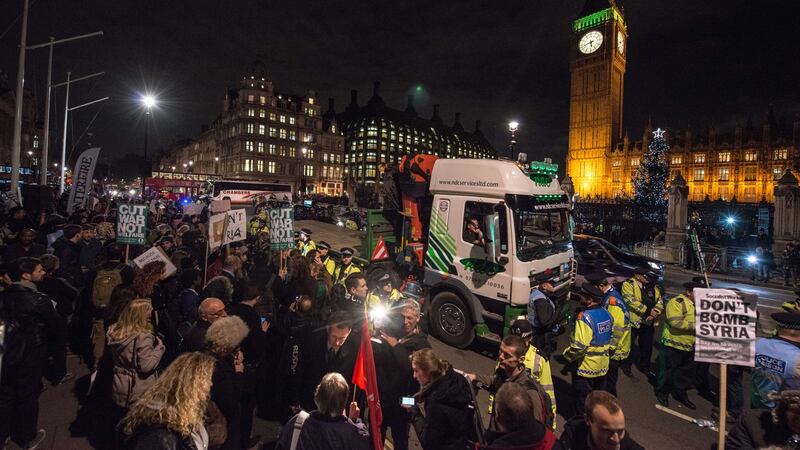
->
[661, 294, 695, 352]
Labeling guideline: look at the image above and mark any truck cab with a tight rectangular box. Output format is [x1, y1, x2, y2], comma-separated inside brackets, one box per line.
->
[422, 157, 574, 347]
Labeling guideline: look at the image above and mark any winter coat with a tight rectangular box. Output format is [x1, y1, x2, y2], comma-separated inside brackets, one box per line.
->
[107, 326, 165, 408]
[209, 353, 243, 450]
[123, 424, 203, 450]
[0, 282, 64, 349]
[559, 415, 644, 450]
[480, 416, 561, 450]
[725, 408, 793, 450]
[275, 411, 371, 450]
[411, 366, 479, 450]
[36, 275, 79, 317]
[52, 237, 83, 286]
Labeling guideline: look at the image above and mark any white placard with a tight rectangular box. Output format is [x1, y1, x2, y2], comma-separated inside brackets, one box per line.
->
[694, 288, 757, 367]
[208, 209, 247, 248]
[132, 246, 177, 278]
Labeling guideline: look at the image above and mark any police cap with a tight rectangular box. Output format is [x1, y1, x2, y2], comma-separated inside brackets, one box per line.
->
[692, 276, 711, 288]
[683, 282, 703, 292]
[509, 318, 534, 339]
[340, 247, 355, 257]
[317, 241, 331, 250]
[772, 312, 800, 330]
[634, 267, 649, 276]
[585, 273, 610, 286]
[300, 228, 312, 236]
[377, 272, 392, 284]
[580, 283, 605, 301]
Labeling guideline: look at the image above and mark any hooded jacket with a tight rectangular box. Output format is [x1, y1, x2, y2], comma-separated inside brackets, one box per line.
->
[559, 415, 644, 450]
[107, 325, 165, 408]
[411, 366, 478, 450]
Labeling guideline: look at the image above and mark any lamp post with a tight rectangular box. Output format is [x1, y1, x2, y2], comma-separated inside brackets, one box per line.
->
[142, 94, 156, 167]
[10, 0, 30, 200]
[214, 156, 219, 174]
[508, 121, 519, 159]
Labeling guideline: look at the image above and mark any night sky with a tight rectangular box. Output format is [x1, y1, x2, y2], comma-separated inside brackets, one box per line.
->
[1, 0, 798, 168]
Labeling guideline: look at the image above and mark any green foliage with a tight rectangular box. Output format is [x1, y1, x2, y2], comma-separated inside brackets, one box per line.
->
[633, 132, 669, 208]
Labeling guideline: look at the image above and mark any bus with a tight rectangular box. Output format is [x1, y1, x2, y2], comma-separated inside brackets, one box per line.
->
[200, 179, 293, 205]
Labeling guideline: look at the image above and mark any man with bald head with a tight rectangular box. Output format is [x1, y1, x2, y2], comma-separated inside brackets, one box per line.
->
[221, 254, 246, 303]
[181, 297, 227, 352]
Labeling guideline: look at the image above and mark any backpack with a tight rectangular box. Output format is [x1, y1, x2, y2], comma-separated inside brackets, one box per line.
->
[92, 266, 123, 309]
[0, 300, 29, 369]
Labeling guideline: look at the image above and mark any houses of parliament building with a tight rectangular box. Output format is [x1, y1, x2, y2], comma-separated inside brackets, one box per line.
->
[567, 0, 799, 203]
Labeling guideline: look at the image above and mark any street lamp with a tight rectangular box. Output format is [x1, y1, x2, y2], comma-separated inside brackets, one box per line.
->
[508, 121, 519, 158]
[214, 157, 219, 174]
[141, 94, 156, 176]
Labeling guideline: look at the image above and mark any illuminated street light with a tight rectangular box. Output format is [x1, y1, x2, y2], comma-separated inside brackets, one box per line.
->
[508, 121, 520, 158]
[188, 161, 193, 166]
[508, 121, 519, 132]
[182, 163, 188, 168]
[726, 217, 735, 225]
[142, 94, 156, 109]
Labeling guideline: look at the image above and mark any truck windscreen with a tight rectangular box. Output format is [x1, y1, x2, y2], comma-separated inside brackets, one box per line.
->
[506, 194, 570, 261]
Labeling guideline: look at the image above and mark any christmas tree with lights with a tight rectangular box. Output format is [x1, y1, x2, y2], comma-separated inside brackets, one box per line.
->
[633, 128, 669, 208]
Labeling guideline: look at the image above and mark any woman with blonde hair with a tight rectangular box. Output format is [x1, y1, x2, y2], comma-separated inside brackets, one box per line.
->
[107, 298, 165, 410]
[120, 352, 216, 450]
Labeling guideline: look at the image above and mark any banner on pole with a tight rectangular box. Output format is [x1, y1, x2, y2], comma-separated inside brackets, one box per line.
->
[116, 203, 148, 246]
[133, 246, 177, 278]
[268, 207, 294, 250]
[66, 147, 101, 214]
[209, 209, 247, 248]
[694, 288, 757, 366]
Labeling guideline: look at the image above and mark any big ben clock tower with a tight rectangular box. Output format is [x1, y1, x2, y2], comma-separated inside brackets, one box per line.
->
[567, 0, 627, 198]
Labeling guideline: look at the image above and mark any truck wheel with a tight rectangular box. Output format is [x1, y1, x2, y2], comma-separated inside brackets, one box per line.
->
[429, 291, 474, 348]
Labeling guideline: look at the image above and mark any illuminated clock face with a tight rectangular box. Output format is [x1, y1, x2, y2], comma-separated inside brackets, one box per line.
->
[617, 31, 625, 54]
[579, 30, 603, 54]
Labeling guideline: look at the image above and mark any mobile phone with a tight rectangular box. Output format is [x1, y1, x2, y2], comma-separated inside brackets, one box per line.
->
[260, 316, 269, 324]
[400, 396, 415, 407]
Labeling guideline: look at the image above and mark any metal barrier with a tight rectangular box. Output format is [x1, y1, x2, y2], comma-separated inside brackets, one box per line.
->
[633, 241, 780, 278]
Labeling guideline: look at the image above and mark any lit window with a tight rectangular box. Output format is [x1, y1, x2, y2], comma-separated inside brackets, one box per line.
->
[280, 115, 286, 123]
[303, 165, 314, 176]
[269, 112, 277, 121]
[718, 167, 729, 181]
[247, 108, 255, 117]
[744, 166, 757, 181]
[309, 98, 315, 105]
[259, 124, 266, 135]
[257, 142, 264, 153]
[257, 160, 264, 172]
[774, 149, 788, 160]
[289, 116, 296, 125]
[774, 167, 785, 179]
[33, 136, 39, 148]
[269, 144, 276, 155]
[269, 127, 277, 137]
[247, 95, 254, 103]
[611, 159, 621, 167]
[306, 149, 314, 159]
[268, 161, 276, 173]
[243, 159, 253, 172]
[259, 96, 266, 105]
[244, 141, 254, 152]
[288, 131, 297, 141]
[693, 168, 705, 181]
[288, 147, 295, 157]
[331, 124, 336, 133]
[630, 158, 639, 167]
[718, 152, 731, 162]
[259, 109, 266, 118]
[671, 155, 682, 165]
[246, 123, 254, 134]
[694, 153, 706, 163]
[279, 129, 287, 139]
[744, 151, 757, 161]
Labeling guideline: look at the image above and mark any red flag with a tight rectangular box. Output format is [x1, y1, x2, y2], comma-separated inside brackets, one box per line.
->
[371, 236, 390, 261]
[352, 319, 383, 449]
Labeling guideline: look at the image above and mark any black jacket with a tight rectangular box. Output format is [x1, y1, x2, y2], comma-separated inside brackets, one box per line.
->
[295, 326, 358, 411]
[36, 275, 79, 316]
[210, 353, 243, 450]
[0, 282, 65, 349]
[1, 242, 46, 263]
[725, 408, 793, 450]
[52, 237, 83, 286]
[123, 425, 196, 450]
[227, 302, 267, 365]
[482, 416, 561, 450]
[411, 366, 478, 450]
[181, 320, 210, 353]
[275, 411, 371, 450]
[560, 415, 644, 450]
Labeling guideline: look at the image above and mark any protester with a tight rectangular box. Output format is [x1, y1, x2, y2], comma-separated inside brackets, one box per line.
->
[107, 298, 166, 409]
[175, 268, 203, 326]
[478, 382, 560, 450]
[119, 352, 217, 450]
[205, 315, 250, 450]
[1, 228, 46, 262]
[726, 390, 800, 449]
[274, 372, 370, 450]
[182, 297, 227, 352]
[560, 390, 643, 450]
[409, 348, 479, 450]
[52, 224, 85, 286]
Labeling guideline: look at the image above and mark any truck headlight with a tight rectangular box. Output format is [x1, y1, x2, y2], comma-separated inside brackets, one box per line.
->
[648, 261, 661, 271]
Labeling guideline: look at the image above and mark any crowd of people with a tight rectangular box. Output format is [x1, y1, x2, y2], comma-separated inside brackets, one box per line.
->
[1, 194, 799, 450]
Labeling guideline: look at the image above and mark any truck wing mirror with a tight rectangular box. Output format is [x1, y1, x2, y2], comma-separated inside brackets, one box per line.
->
[484, 202, 507, 265]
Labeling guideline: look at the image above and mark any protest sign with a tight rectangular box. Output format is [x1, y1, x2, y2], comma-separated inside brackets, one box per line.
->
[133, 246, 177, 278]
[183, 202, 204, 217]
[116, 203, 148, 245]
[694, 288, 757, 367]
[209, 209, 247, 248]
[66, 147, 101, 214]
[46, 230, 63, 250]
[210, 199, 231, 214]
[268, 206, 294, 250]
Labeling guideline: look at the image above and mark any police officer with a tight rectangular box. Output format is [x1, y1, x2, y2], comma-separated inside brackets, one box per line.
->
[527, 280, 560, 358]
[752, 312, 800, 408]
[656, 282, 699, 409]
[624, 272, 665, 379]
[297, 228, 316, 256]
[316, 241, 336, 276]
[589, 275, 630, 397]
[562, 284, 614, 415]
[506, 318, 557, 425]
[334, 247, 361, 285]
[621, 268, 651, 376]
[367, 271, 402, 308]
[780, 291, 800, 314]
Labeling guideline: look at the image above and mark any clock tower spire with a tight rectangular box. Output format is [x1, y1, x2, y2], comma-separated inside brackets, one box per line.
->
[567, 0, 627, 198]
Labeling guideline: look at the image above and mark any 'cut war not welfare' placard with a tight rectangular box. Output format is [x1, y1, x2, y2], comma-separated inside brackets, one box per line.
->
[268, 207, 294, 250]
[116, 203, 148, 246]
[694, 288, 758, 367]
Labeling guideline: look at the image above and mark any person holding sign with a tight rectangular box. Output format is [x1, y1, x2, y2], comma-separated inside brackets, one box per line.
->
[656, 282, 700, 409]
[588, 275, 631, 398]
[562, 284, 614, 416]
[752, 312, 800, 409]
[297, 228, 316, 256]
